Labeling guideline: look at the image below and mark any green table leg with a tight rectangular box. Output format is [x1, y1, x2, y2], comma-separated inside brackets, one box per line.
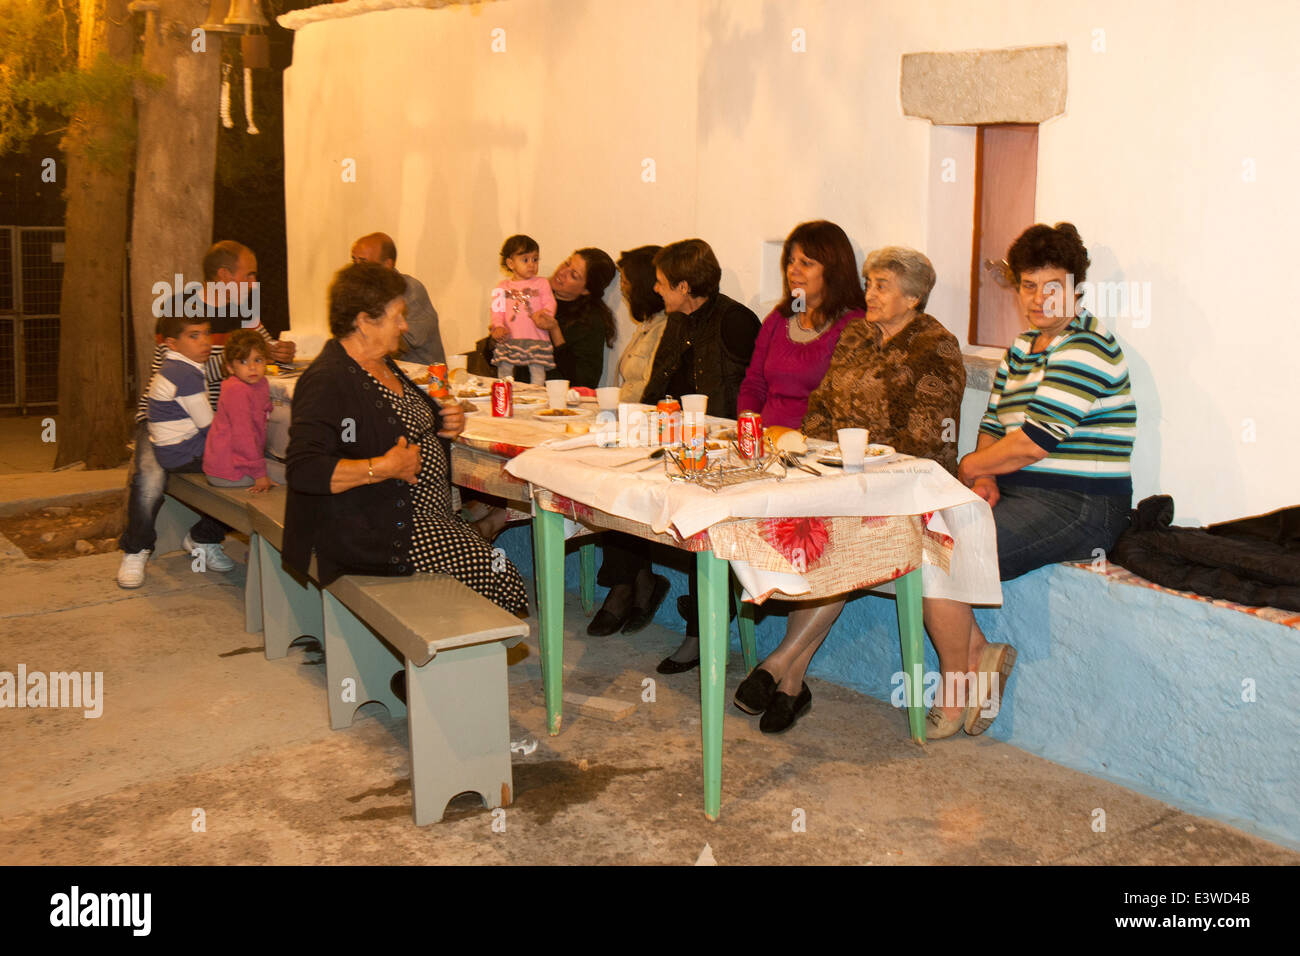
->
[698, 550, 730, 820]
[579, 541, 596, 614]
[532, 505, 566, 735]
[733, 576, 757, 673]
[894, 567, 926, 743]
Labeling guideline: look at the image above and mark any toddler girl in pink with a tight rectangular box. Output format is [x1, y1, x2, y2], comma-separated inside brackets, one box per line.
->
[204, 329, 275, 492]
[489, 233, 556, 384]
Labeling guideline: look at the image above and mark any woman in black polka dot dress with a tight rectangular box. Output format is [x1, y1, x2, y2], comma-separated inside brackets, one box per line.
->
[284, 262, 527, 614]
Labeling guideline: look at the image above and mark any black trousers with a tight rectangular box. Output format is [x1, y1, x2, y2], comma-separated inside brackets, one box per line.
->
[596, 532, 651, 588]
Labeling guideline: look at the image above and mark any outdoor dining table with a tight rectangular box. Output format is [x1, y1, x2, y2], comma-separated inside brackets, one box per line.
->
[268, 368, 1003, 820]
[495, 418, 1004, 821]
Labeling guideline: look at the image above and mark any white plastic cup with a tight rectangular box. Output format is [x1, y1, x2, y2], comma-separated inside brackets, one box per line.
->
[447, 353, 469, 372]
[596, 386, 620, 411]
[545, 379, 570, 410]
[837, 427, 869, 473]
[681, 393, 708, 415]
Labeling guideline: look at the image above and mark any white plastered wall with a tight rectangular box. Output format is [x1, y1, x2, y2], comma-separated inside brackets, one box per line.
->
[283, 0, 1300, 524]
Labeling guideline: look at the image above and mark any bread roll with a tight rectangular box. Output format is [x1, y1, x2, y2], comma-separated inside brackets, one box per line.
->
[764, 425, 807, 454]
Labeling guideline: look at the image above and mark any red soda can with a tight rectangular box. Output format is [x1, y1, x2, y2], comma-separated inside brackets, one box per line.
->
[491, 378, 513, 417]
[657, 397, 682, 445]
[737, 410, 764, 460]
[426, 363, 450, 399]
[681, 415, 708, 472]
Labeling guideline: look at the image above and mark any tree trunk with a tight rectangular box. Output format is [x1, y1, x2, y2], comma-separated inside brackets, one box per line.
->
[53, 0, 133, 470]
[129, 0, 222, 395]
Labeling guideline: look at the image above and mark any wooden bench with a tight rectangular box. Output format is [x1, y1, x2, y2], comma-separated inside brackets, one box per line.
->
[237, 483, 529, 824]
[322, 574, 529, 825]
[158, 474, 261, 634]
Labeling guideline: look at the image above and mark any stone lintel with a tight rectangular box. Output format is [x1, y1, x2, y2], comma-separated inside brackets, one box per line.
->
[277, 0, 499, 32]
[900, 44, 1068, 126]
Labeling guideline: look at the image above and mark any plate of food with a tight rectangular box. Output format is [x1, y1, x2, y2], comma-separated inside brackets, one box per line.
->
[531, 406, 595, 420]
[816, 444, 896, 467]
[455, 386, 493, 399]
[512, 394, 546, 406]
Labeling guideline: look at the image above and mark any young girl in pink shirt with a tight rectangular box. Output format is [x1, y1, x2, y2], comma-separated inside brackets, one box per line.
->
[204, 329, 275, 492]
[489, 234, 556, 383]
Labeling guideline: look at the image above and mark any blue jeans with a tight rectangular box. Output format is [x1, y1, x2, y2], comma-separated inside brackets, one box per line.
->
[993, 483, 1131, 581]
[119, 422, 226, 552]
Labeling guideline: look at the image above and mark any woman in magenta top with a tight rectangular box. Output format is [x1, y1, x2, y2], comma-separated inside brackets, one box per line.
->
[736, 220, 866, 428]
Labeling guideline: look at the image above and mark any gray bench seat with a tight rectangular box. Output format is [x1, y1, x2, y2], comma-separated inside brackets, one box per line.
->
[321, 573, 528, 825]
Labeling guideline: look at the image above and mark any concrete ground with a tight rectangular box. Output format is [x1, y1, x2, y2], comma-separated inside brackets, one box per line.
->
[1, 527, 1296, 865]
[0, 415, 128, 515]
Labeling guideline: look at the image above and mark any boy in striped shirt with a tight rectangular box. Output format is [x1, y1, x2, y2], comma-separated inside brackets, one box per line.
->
[117, 240, 293, 589]
[130, 313, 232, 575]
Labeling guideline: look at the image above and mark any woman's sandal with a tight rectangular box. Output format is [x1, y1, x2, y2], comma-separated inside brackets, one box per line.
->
[925, 704, 969, 740]
[965, 643, 1017, 736]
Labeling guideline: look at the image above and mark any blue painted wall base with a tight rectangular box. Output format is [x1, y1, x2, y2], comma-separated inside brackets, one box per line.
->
[498, 525, 1300, 848]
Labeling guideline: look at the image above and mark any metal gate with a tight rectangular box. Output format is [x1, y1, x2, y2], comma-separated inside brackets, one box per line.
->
[0, 226, 65, 412]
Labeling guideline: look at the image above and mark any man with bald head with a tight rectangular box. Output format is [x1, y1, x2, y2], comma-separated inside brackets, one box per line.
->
[350, 232, 446, 365]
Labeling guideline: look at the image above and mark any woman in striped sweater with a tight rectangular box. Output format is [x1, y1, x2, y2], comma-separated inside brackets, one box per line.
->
[923, 222, 1138, 739]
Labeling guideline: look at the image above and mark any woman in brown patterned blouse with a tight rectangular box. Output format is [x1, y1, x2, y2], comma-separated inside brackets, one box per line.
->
[734, 247, 966, 733]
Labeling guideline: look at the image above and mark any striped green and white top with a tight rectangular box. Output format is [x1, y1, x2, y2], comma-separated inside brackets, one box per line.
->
[979, 310, 1136, 495]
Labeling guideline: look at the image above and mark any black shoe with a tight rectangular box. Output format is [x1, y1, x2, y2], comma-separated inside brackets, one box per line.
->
[759, 683, 812, 734]
[390, 670, 407, 705]
[678, 594, 737, 638]
[587, 606, 630, 637]
[622, 575, 670, 635]
[656, 654, 699, 675]
[733, 668, 777, 715]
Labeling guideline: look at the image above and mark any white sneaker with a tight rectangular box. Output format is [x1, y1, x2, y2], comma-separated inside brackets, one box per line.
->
[183, 534, 235, 572]
[117, 550, 150, 589]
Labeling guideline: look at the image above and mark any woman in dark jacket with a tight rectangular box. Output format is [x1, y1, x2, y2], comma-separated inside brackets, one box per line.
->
[588, 239, 761, 671]
[284, 262, 527, 613]
[639, 239, 761, 415]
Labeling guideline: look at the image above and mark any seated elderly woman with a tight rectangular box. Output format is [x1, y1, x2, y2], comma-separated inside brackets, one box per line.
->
[283, 262, 527, 614]
[922, 222, 1136, 739]
[733, 246, 966, 733]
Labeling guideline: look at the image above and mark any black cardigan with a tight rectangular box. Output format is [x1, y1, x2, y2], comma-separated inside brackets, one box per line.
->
[283, 337, 450, 586]
[639, 291, 760, 419]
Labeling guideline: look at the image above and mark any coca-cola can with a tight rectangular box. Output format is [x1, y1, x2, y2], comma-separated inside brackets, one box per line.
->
[737, 410, 764, 460]
[491, 378, 513, 417]
[657, 397, 682, 445]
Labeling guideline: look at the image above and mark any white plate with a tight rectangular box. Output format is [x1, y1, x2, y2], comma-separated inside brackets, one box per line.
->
[817, 443, 896, 467]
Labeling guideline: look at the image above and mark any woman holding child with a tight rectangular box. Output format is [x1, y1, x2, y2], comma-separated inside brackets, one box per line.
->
[284, 262, 527, 613]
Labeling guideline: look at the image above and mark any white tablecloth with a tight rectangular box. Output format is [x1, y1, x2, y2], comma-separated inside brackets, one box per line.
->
[506, 446, 1003, 606]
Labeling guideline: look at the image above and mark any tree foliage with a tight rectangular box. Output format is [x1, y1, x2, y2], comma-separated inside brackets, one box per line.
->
[0, 0, 160, 170]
